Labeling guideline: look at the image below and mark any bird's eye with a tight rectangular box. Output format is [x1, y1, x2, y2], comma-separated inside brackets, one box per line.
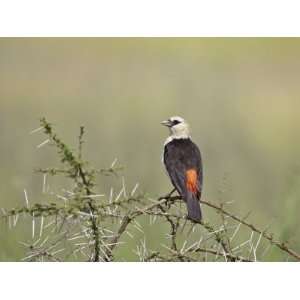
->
[172, 120, 181, 126]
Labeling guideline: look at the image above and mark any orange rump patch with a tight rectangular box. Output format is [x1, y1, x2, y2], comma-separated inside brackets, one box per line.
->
[186, 169, 198, 193]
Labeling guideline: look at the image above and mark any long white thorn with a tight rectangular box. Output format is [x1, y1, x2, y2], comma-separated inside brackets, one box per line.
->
[40, 235, 49, 247]
[133, 219, 142, 229]
[133, 224, 144, 234]
[68, 235, 86, 241]
[105, 241, 125, 246]
[181, 241, 187, 254]
[32, 213, 35, 239]
[13, 214, 19, 227]
[30, 127, 43, 134]
[197, 237, 203, 248]
[115, 187, 124, 202]
[149, 215, 153, 225]
[109, 188, 113, 204]
[111, 158, 118, 168]
[56, 194, 68, 204]
[122, 177, 127, 198]
[22, 254, 36, 261]
[37, 139, 50, 148]
[230, 223, 241, 242]
[222, 248, 228, 262]
[231, 239, 251, 252]
[125, 231, 134, 239]
[102, 228, 114, 234]
[39, 216, 44, 238]
[44, 220, 55, 230]
[253, 232, 263, 262]
[42, 174, 47, 193]
[24, 189, 29, 208]
[131, 183, 139, 196]
[80, 194, 105, 198]
[184, 240, 200, 253]
[18, 241, 30, 247]
[51, 248, 65, 256]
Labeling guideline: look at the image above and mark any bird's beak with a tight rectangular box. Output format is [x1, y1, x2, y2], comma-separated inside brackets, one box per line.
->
[161, 120, 172, 127]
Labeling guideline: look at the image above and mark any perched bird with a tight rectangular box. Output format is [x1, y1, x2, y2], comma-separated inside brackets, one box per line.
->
[161, 116, 203, 222]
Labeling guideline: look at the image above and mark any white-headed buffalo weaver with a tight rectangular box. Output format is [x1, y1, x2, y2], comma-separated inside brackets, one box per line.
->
[161, 116, 203, 222]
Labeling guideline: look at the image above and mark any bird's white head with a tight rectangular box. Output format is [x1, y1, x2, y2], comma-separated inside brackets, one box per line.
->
[161, 116, 190, 139]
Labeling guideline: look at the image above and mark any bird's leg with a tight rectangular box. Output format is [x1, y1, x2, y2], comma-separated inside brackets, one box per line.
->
[165, 188, 176, 209]
[158, 188, 176, 201]
[166, 188, 176, 199]
[158, 188, 177, 209]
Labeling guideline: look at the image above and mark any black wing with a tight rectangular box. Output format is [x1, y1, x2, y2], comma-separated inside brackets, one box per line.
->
[163, 138, 203, 199]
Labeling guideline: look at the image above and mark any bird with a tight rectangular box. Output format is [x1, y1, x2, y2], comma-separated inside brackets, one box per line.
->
[161, 116, 203, 222]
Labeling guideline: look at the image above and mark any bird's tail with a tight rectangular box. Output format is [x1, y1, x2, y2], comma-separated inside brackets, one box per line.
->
[186, 193, 202, 222]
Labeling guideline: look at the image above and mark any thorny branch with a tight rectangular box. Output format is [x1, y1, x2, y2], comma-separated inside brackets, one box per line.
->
[1, 118, 300, 262]
[200, 198, 300, 261]
[39, 118, 101, 261]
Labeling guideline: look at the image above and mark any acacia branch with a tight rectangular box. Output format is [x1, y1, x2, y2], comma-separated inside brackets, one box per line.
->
[160, 195, 300, 261]
[186, 246, 252, 262]
[139, 193, 300, 261]
[199, 199, 300, 261]
[77, 165, 101, 262]
[5, 119, 299, 262]
[103, 193, 175, 261]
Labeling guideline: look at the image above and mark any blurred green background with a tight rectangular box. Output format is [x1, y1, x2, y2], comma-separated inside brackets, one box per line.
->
[1, 38, 300, 261]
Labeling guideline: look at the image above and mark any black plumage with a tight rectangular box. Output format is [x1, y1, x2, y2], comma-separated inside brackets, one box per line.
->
[163, 138, 203, 222]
